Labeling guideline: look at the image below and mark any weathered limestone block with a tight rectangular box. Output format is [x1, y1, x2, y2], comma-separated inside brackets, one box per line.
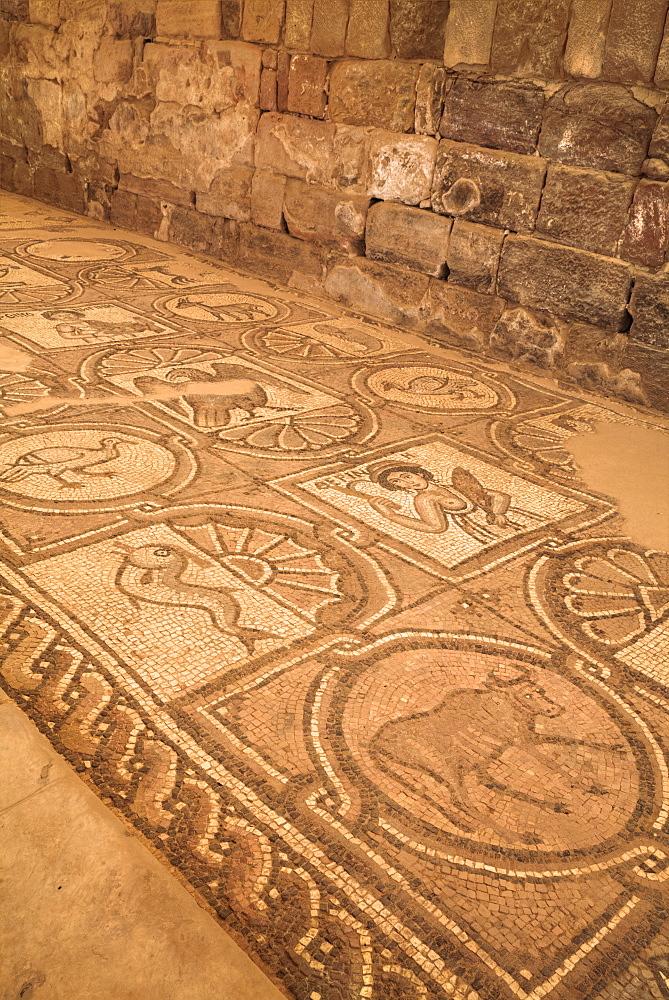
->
[368, 131, 437, 205]
[491, 0, 571, 77]
[260, 69, 277, 110]
[538, 84, 657, 175]
[285, 0, 313, 49]
[498, 236, 633, 330]
[565, 359, 650, 407]
[107, 1, 157, 38]
[93, 38, 134, 85]
[110, 189, 162, 236]
[365, 202, 452, 277]
[28, 0, 60, 27]
[168, 206, 222, 254]
[446, 220, 504, 294]
[346, 0, 390, 59]
[415, 64, 448, 136]
[389, 0, 448, 59]
[619, 180, 669, 268]
[564, 0, 612, 79]
[490, 307, 568, 368]
[10, 22, 65, 79]
[240, 0, 284, 44]
[155, 0, 220, 37]
[118, 172, 192, 207]
[643, 157, 669, 180]
[333, 124, 373, 190]
[443, 0, 497, 68]
[239, 223, 328, 284]
[221, 0, 242, 38]
[255, 113, 336, 184]
[424, 282, 505, 351]
[287, 54, 327, 118]
[197, 166, 253, 222]
[439, 80, 543, 155]
[283, 179, 370, 250]
[603, 0, 669, 84]
[536, 164, 635, 257]
[277, 50, 290, 110]
[325, 257, 430, 327]
[311, 0, 348, 56]
[629, 275, 669, 347]
[26, 78, 63, 149]
[329, 60, 418, 131]
[144, 41, 261, 112]
[33, 166, 84, 212]
[431, 140, 547, 234]
[620, 341, 669, 410]
[656, 17, 669, 87]
[251, 169, 286, 228]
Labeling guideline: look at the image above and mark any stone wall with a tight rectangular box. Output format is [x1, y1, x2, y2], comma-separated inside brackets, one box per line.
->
[1, 0, 668, 410]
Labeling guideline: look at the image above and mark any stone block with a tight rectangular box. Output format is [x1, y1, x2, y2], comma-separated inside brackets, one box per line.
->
[168, 206, 222, 254]
[283, 178, 370, 250]
[33, 167, 84, 213]
[0, 154, 15, 189]
[629, 274, 669, 347]
[287, 54, 327, 117]
[389, 0, 448, 59]
[251, 169, 286, 228]
[368, 131, 437, 205]
[118, 172, 192, 207]
[263, 48, 278, 68]
[277, 50, 290, 110]
[498, 235, 633, 330]
[285, 0, 313, 49]
[325, 257, 430, 327]
[365, 202, 452, 277]
[255, 113, 336, 184]
[536, 164, 635, 257]
[490, 306, 568, 368]
[620, 341, 669, 411]
[446, 220, 504, 294]
[28, 0, 60, 27]
[619, 180, 669, 268]
[603, 0, 669, 83]
[221, 0, 242, 37]
[443, 0, 497, 68]
[107, 2, 157, 38]
[311, 0, 348, 56]
[346, 0, 390, 58]
[155, 0, 221, 37]
[240, 0, 284, 44]
[649, 103, 669, 161]
[656, 17, 669, 87]
[564, 0, 612, 79]
[144, 41, 262, 111]
[260, 69, 277, 111]
[431, 140, 547, 234]
[424, 282, 505, 351]
[491, 0, 571, 77]
[110, 188, 161, 235]
[197, 166, 253, 222]
[439, 79, 543, 155]
[415, 64, 448, 136]
[239, 223, 328, 283]
[329, 60, 418, 131]
[13, 161, 34, 197]
[539, 84, 657, 176]
[93, 38, 134, 85]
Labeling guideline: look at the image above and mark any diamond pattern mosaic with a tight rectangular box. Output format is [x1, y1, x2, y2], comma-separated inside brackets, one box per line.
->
[1, 192, 669, 1000]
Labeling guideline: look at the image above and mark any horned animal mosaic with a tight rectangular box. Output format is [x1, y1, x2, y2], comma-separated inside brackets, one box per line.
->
[1, 192, 669, 1000]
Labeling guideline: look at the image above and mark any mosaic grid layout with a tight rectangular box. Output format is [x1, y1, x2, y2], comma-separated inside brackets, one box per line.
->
[1, 192, 669, 1000]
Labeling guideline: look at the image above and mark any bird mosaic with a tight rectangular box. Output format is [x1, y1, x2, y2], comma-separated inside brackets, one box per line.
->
[0, 436, 123, 488]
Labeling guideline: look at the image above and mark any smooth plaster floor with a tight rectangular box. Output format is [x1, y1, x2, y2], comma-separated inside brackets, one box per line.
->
[1, 191, 669, 1000]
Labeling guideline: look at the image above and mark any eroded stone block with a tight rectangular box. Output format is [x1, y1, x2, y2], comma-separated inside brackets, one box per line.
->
[415, 64, 448, 136]
[498, 235, 633, 330]
[325, 257, 430, 326]
[197, 166, 253, 222]
[240, 0, 284, 44]
[603, 0, 669, 83]
[389, 0, 448, 59]
[284, 0, 313, 49]
[490, 306, 568, 368]
[365, 202, 452, 276]
[424, 282, 505, 351]
[155, 0, 221, 37]
[251, 169, 286, 229]
[287, 54, 327, 118]
[329, 60, 418, 131]
[443, 0, 497, 68]
[446, 220, 504, 294]
[538, 83, 657, 175]
[440, 79, 544, 155]
[311, 0, 348, 56]
[564, 0, 612, 79]
[619, 179, 669, 268]
[93, 38, 134, 85]
[536, 164, 635, 257]
[491, 0, 571, 77]
[255, 113, 336, 184]
[144, 41, 261, 112]
[368, 130, 437, 205]
[629, 275, 669, 347]
[346, 0, 390, 59]
[283, 178, 370, 250]
[432, 139, 547, 234]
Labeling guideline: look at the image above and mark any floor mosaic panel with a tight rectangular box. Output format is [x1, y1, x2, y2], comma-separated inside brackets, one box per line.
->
[1, 192, 669, 1000]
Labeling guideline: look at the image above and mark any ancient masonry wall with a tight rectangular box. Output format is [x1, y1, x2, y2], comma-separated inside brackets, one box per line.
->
[1, 0, 668, 410]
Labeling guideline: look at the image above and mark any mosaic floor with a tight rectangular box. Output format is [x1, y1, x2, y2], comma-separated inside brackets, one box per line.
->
[1, 191, 669, 1000]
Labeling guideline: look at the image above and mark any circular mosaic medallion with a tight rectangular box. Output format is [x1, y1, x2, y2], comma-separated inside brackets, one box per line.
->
[22, 239, 131, 262]
[363, 365, 508, 412]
